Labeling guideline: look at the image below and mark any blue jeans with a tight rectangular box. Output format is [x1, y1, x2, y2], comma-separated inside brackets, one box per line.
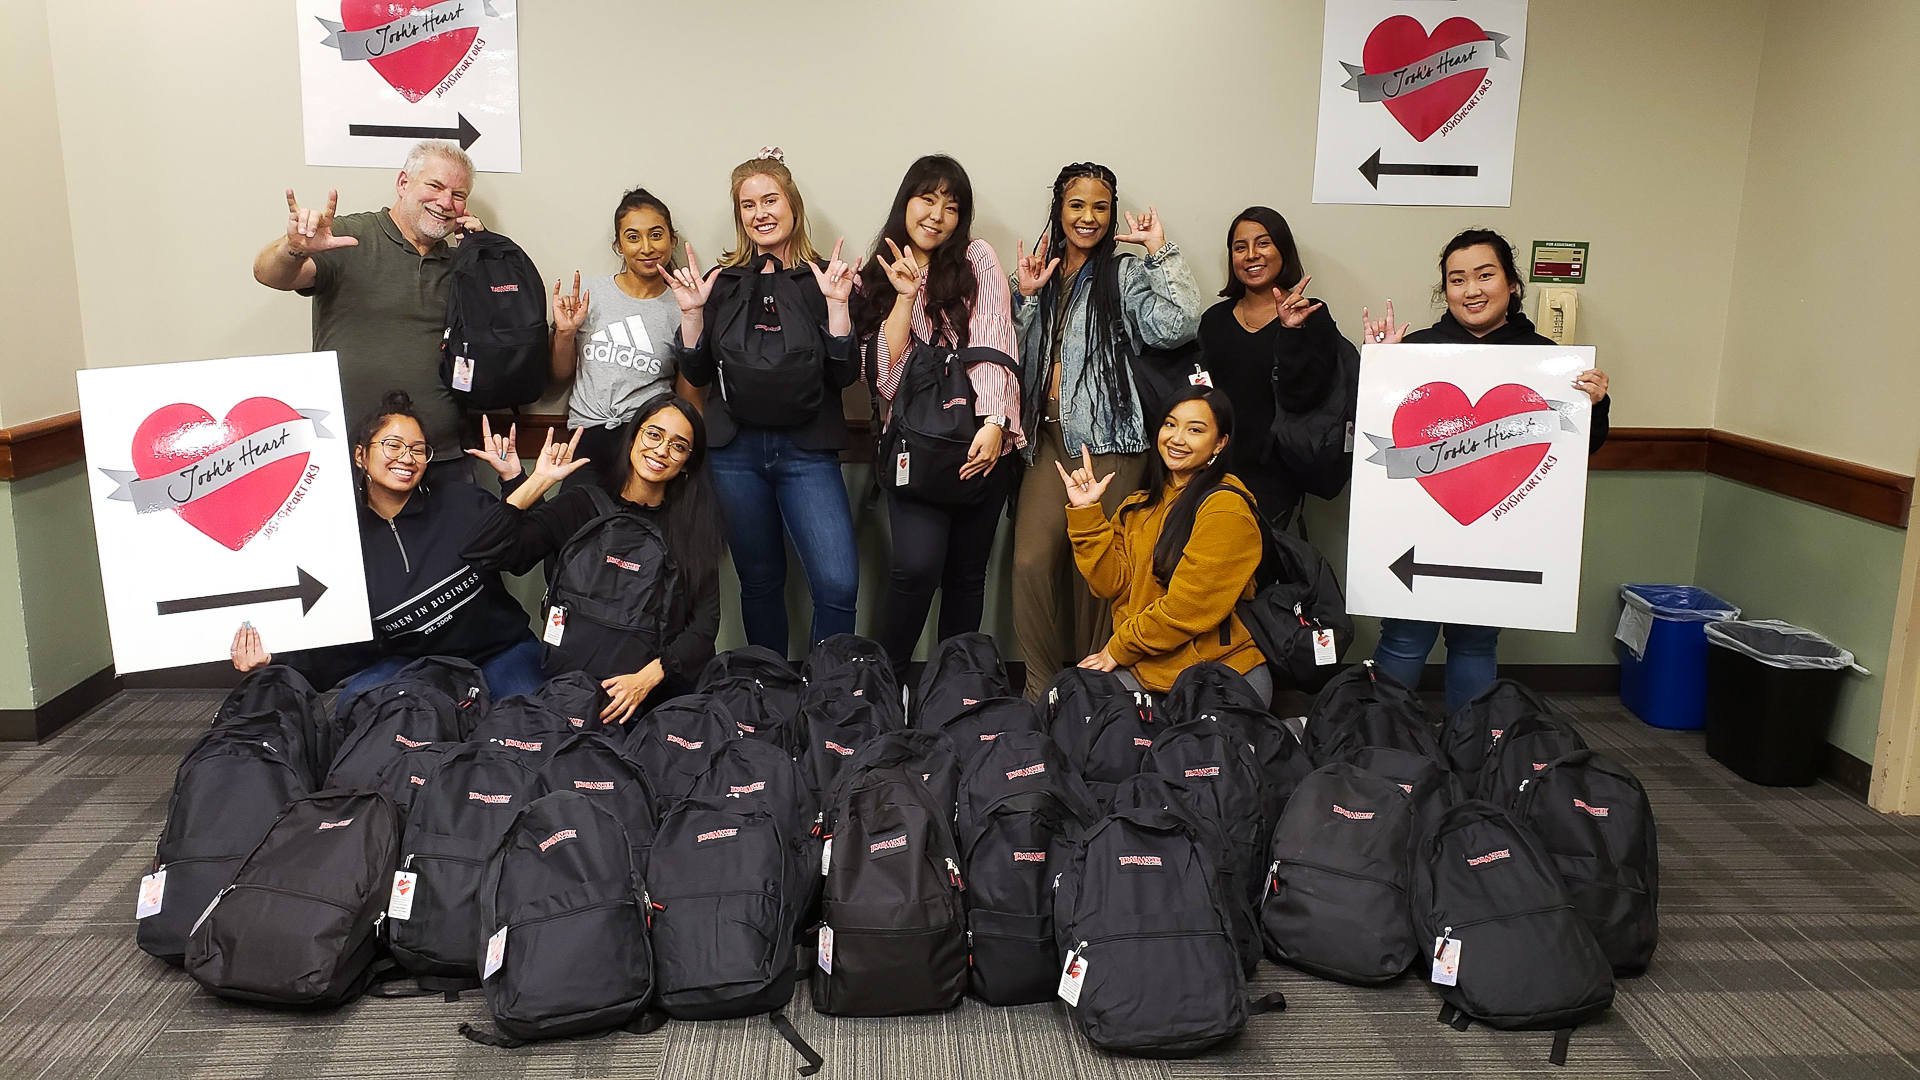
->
[707, 428, 859, 656]
[1372, 620, 1501, 713]
[334, 637, 548, 716]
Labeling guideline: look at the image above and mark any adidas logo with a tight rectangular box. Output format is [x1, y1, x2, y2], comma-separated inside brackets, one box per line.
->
[584, 314, 664, 373]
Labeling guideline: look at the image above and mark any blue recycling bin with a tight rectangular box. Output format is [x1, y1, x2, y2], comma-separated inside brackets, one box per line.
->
[1616, 584, 1740, 730]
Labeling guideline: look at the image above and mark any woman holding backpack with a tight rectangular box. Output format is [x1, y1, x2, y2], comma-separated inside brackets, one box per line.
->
[1059, 385, 1271, 704]
[1007, 161, 1203, 700]
[227, 391, 545, 700]
[1360, 228, 1612, 710]
[659, 149, 862, 659]
[851, 155, 1023, 682]
[460, 392, 726, 724]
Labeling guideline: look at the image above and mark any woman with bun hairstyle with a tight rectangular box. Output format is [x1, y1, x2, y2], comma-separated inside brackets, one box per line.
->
[227, 391, 545, 701]
[460, 392, 725, 724]
[1008, 160, 1202, 699]
[1196, 205, 1357, 526]
[1060, 384, 1270, 702]
[851, 154, 1022, 682]
[1361, 227, 1613, 710]
[548, 187, 702, 490]
[660, 149, 862, 657]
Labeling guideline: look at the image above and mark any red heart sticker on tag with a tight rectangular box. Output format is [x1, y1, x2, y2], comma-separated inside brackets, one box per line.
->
[131, 398, 310, 551]
[1392, 382, 1549, 526]
[1362, 16, 1493, 142]
[340, 0, 477, 104]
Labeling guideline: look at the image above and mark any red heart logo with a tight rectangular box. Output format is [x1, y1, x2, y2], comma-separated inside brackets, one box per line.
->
[131, 398, 310, 551]
[1392, 382, 1549, 526]
[1362, 16, 1492, 142]
[340, 0, 477, 104]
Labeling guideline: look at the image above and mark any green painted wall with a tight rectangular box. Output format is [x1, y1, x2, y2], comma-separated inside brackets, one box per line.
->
[0, 483, 34, 710]
[1694, 476, 1903, 762]
[10, 464, 111, 703]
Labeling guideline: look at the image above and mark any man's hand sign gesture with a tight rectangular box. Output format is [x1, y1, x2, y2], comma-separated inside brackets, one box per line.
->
[1056, 444, 1115, 510]
[285, 189, 358, 258]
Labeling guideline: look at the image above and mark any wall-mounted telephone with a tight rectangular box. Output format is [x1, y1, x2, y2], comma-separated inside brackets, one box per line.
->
[1539, 287, 1578, 344]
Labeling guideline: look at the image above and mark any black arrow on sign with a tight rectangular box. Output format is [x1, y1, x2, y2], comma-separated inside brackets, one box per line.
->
[348, 113, 481, 150]
[1358, 149, 1480, 189]
[1389, 547, 1541, 591]
[157, 568, 329, 616]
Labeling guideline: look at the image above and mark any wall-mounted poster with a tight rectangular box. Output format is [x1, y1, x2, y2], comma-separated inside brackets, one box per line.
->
[296, 0, 521, 172]
[1346, 343, 1594, 632]
[1313, 0, 1529, 206]
[77, 353, 373, 673]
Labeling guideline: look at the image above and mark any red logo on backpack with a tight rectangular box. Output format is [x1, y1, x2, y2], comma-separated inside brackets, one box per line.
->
[538, 829, 577, 851]
[1333, 803, 1375, 820]
[1574, 798, 1609, 818]
[1466, 848, 1511, 867]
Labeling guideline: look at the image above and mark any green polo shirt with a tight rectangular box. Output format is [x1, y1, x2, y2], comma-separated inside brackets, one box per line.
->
[298, 209, 461, 456]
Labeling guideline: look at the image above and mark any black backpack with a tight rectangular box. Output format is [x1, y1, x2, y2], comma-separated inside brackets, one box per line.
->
[914, 631, 1012, 729]
[464, 792, 658, 1046]
[387, 744, 544, 984]
[370, 741, 456, 821]
[686, 737, 823, 923]
[873, 344, 1019, 505]
[1305, 660, 1427, 748]
[812, 764, 968, 1016]
[441, 229, 548, 410]
[955, 731, 1097, 1005]
[801, 684, 893, 808]
[926, 696, 1044, 774]
[1145, 719, 1271, 909]
[826, 729, 962, 834]
[700, 645, 805, 720]
[709, 264, 832, 428]
[1107, 772, 1263, 977]
[185, 790, 401, 1007]
[623, 694, 738, 813]
[1443, 679, 1562, 776]
[1259, 763, 1417, 985]
[1213, 488, 1354, 693]
[1265, 320, 1359, 501]
[1043, 668, 1158, 808]
[1478, 714, 1589, 807]
[468, 695, 577, 758]
[705, 675, 807, 757]
[1162, 662, 1309, 832]
[531, 670, 611, 731]
[327, 682, 467, 790]
[1305, 663, 1446, 770]
[804, 633, 903, 719]
[1347, 744, 1462, 841]
[1511, 751, 1659, 976]
[214, 665, 331, 789]
[542, 486, 683, 682]
[338, 655, 489, 728]
[1052, 791, 1283, 1056]
[1410, 801, 1615, 1064]
[138, 722, 310, 966]
[536, 730, 659, 868]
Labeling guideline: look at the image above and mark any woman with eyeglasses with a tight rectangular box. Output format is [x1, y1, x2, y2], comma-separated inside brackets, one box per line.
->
[458, 392, 726, 724]
[227, 390, 547, 701]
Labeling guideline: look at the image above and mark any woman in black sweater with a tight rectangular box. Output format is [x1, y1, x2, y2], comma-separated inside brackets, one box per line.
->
[1362, 228, 1612, 710]
[461, 392, 725, 724]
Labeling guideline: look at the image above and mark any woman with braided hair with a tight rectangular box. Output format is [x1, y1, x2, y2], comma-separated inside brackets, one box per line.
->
[1008, 161, 1202, 700]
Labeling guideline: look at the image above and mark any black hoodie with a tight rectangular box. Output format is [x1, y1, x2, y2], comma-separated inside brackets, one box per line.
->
[1404, 310, 1611, 453]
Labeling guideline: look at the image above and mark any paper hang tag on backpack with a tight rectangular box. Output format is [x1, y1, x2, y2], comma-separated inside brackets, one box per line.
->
[1344, 420, 1355, 454]
[1057, 949, 1088, 1006]
[1431, 936, 1462, 986]
[387, 870, 418, 921]
[1313, 629, 1338, 666]
[450, 356, 475, 393]
[895, 451, 911, 486]
[136, 870, 167, 919]
[1188, 366, 1213, 388]
[484, 926, 508, 979]
[820, 837, 833, 876]
[543, 606, 567, 646]
[817, 925, 834, 973]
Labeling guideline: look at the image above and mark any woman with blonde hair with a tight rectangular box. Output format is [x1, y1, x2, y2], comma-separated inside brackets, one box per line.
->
[662, 149, 861, 656]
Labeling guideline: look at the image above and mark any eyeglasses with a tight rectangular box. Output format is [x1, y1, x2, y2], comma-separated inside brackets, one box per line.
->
[637, 425, 693, 460]
[375, 437, 434, 463]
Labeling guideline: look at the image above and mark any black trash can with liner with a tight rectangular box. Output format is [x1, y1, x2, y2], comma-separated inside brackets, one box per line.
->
[1703, 620, 1868, 786]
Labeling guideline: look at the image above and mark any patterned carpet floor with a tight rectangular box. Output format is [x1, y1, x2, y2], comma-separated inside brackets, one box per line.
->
[2, 690, 1917, 1079]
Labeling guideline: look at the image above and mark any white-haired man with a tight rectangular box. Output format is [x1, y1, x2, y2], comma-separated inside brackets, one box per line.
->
[255, 141, 483, 476]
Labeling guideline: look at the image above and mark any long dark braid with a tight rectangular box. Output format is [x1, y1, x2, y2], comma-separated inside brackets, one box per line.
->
[1024, 162, 1140, 443]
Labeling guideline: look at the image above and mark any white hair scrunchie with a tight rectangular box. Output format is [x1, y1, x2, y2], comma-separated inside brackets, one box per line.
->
[757, 145, 785, 162]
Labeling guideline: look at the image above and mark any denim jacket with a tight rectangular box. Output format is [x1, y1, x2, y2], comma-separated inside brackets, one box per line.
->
[1010, 243, 1201, 458]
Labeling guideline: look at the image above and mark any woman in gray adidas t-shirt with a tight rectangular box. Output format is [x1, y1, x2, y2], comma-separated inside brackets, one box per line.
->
[550, 187, 700, 488]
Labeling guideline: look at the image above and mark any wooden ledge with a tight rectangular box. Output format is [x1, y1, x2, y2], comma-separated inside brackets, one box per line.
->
[0, 412, 83, 480]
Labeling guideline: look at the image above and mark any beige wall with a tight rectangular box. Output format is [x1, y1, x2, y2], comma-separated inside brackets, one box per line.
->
[45, 0, 1766, 435]
[1718, 1, 1920, 473]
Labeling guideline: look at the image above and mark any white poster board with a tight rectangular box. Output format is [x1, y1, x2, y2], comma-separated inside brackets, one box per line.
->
[296, 0, 521, 173]
[1313, 0, 1529, 206]
[77, 354, 373, 673]
[1346, 344, 1594, 632]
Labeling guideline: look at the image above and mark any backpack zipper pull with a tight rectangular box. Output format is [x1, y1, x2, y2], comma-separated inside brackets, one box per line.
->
[945, 857, 964, 890]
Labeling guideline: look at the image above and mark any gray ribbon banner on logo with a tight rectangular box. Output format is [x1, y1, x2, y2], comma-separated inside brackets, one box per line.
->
[101, 410, 333, 514]
[1341, 32, 1511, 102]
[1363, 402, 1578, 480]
[316, 0, 499, 62]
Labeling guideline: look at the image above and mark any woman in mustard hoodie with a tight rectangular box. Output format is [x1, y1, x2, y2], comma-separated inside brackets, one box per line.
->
[1060, 384, 1269, 701]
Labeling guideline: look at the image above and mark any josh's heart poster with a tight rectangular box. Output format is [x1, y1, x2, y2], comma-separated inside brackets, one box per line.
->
[77, 353, 373, 673]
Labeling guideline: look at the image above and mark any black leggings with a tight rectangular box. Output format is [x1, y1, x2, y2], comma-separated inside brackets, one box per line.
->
[879, 466, 1014, 681]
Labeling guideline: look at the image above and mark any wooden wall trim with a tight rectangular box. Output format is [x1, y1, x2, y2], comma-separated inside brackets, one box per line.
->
[0, 411, 83, 481]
